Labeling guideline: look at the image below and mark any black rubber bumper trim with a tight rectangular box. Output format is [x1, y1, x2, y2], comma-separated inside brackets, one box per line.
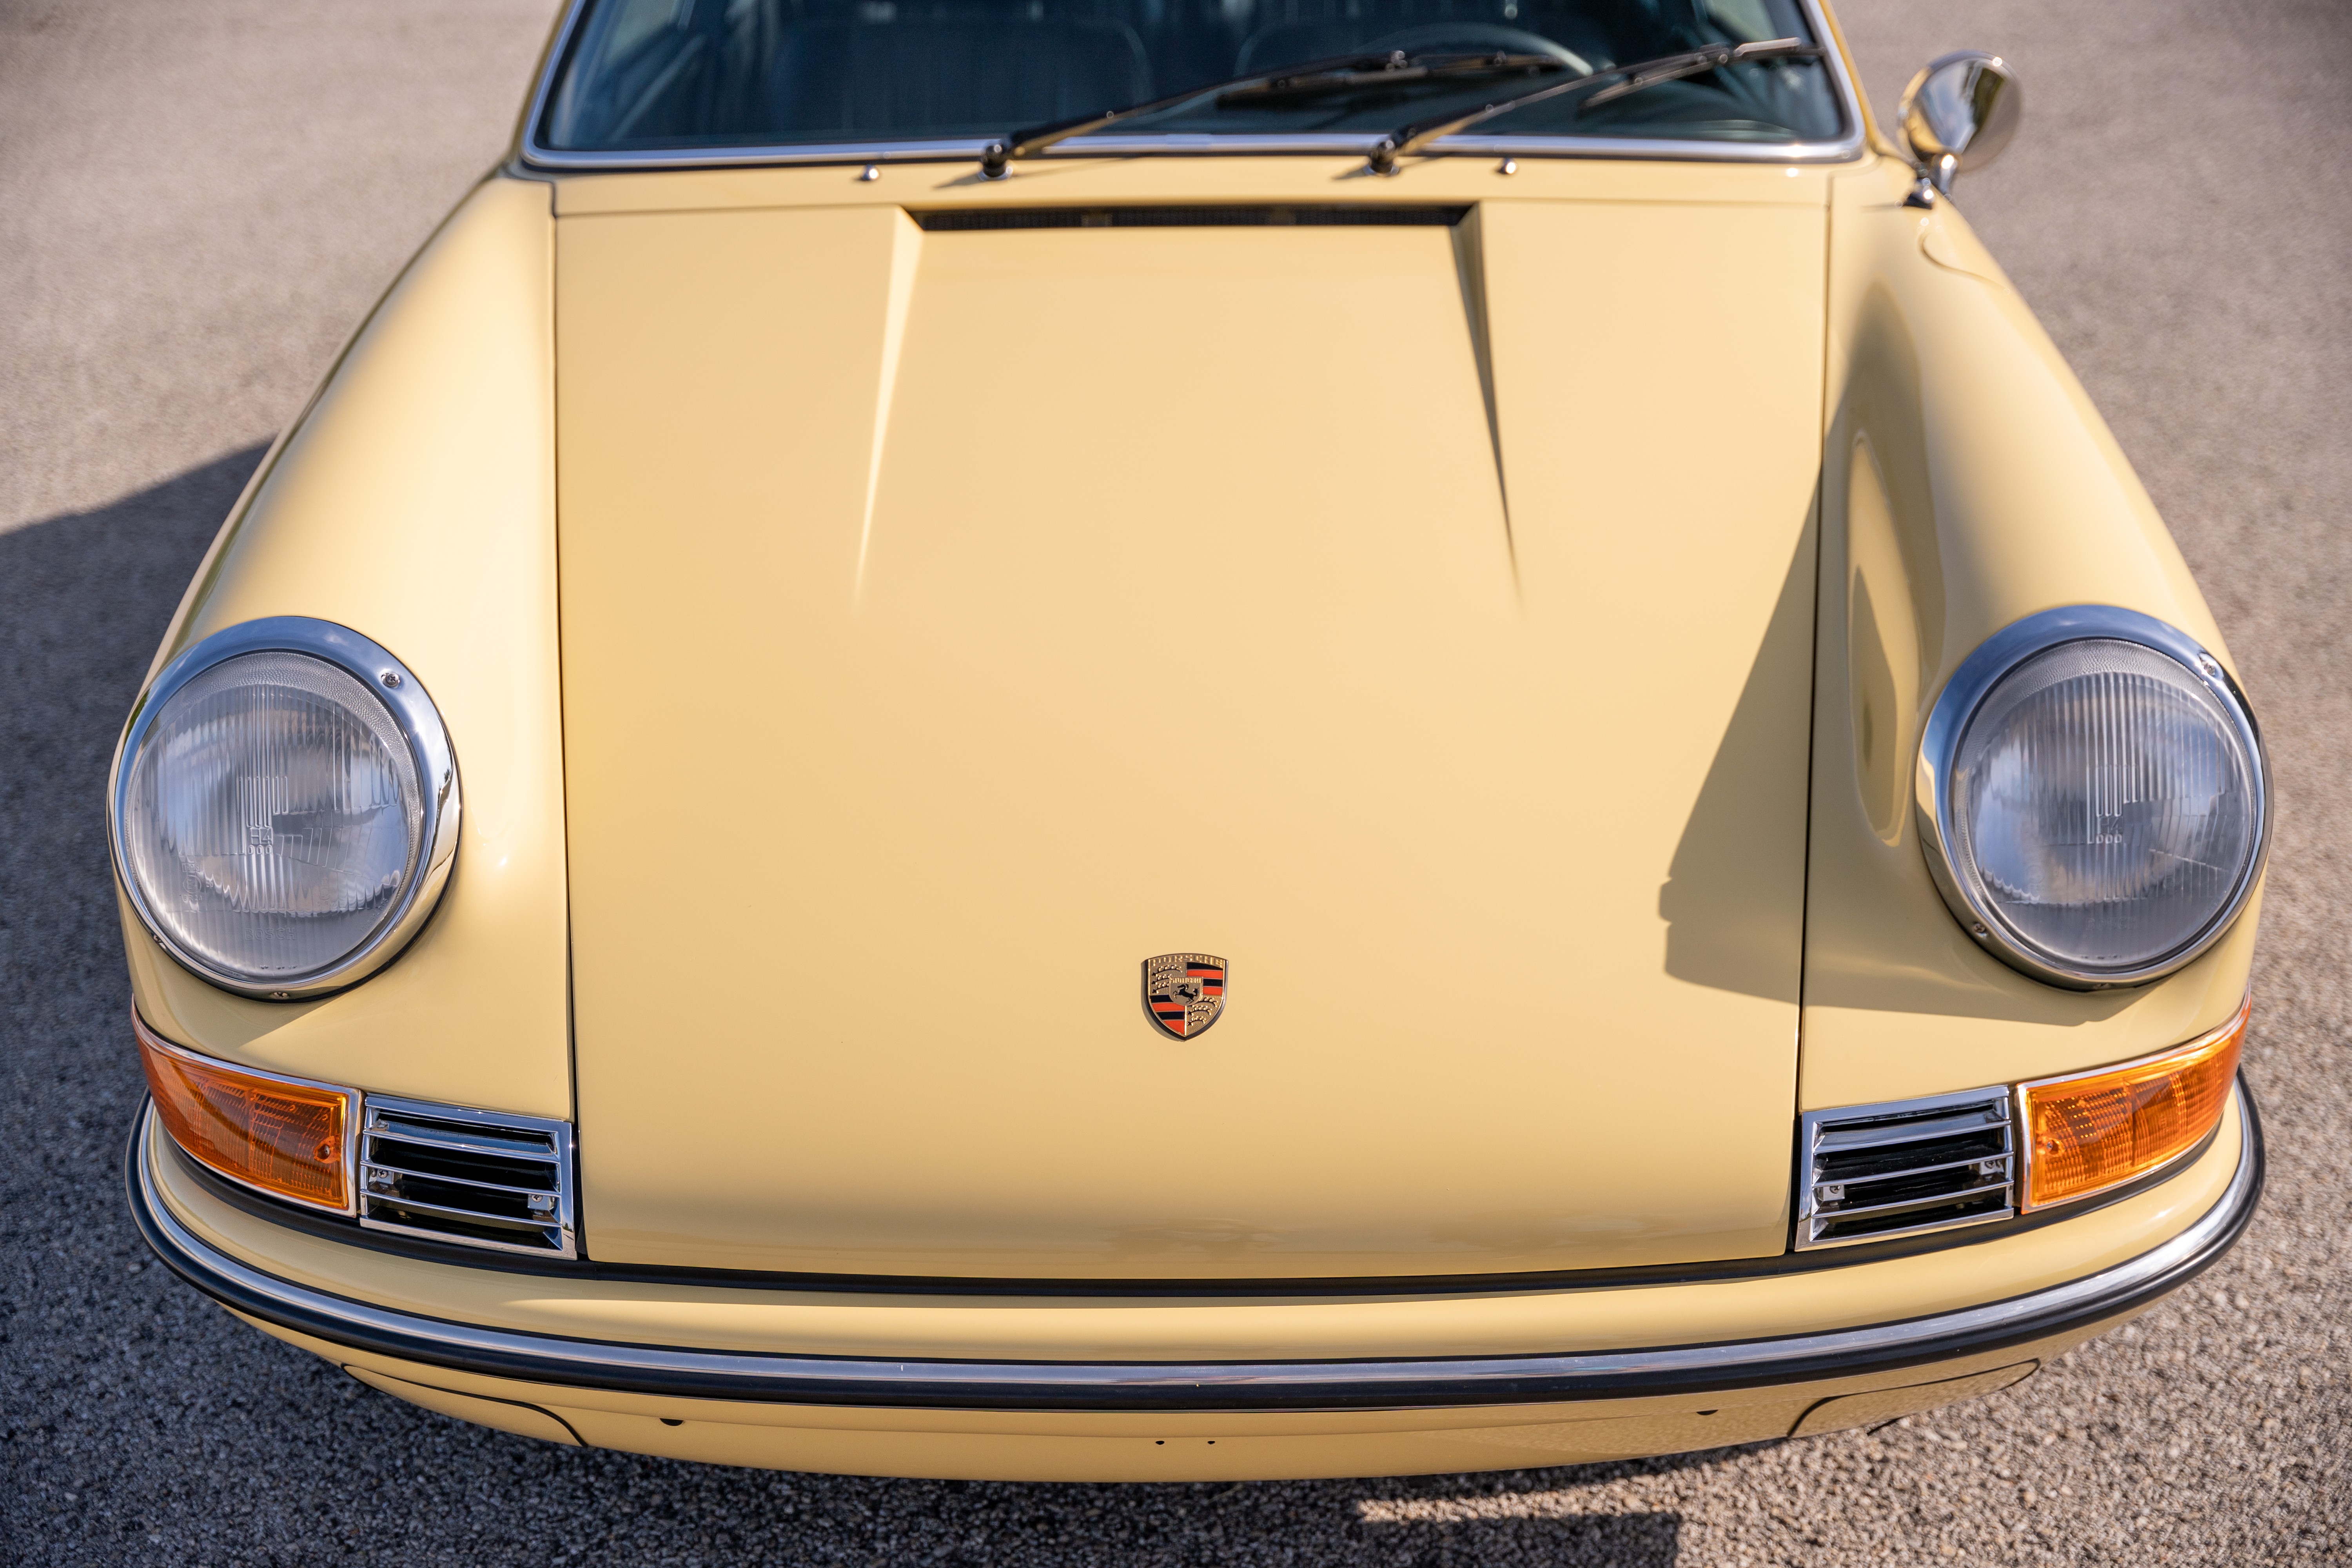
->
[125, 1083, 2263, 1414]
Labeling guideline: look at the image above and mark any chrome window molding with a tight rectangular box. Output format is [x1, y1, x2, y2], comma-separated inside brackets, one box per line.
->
[518, 130, 1869, 174]
[516, 0, 1866, 174]
[1913, 605, 2270, 991]
[108, 617, 462, 1000]
[136, 1011, 364, 1218]
[129, 1084, 2259, 1412]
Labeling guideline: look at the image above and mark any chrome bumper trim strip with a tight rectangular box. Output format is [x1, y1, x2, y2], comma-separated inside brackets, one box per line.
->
[127, 1085, 2261, 1413]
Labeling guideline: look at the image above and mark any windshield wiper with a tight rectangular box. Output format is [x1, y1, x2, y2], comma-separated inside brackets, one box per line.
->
[1217, 51, 1572, 108]
[979, 49, 1570, 178]
[1365, 37, 1825, 173]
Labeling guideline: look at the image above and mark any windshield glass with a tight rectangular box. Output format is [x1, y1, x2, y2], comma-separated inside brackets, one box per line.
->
[539, 0, 1846, 155]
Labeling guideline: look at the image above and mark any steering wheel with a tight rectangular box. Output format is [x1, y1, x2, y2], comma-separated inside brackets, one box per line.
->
[1359, 24, 1595, 74]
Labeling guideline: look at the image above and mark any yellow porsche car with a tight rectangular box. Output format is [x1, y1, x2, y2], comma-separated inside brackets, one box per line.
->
[117, 0, 2267, 1481]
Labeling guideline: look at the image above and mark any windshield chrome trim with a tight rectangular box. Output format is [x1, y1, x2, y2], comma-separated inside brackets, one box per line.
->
[130, 1083, 2258, 1413]
[521, 132, 1866, 172]
[517, 0, 1866, 174]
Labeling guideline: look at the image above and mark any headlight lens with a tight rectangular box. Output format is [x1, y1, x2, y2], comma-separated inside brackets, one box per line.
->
[112, 620, 458, 996]
[1922, 610, 2266, 986]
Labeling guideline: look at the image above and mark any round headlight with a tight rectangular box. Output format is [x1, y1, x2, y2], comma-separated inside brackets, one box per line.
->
[1917, 607, 2267, 988]
[110, 619, 459, 998]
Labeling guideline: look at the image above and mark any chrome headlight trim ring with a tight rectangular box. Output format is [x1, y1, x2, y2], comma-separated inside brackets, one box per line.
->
[108, 617, 462, 1000]
[1914, 605, 2269, 991]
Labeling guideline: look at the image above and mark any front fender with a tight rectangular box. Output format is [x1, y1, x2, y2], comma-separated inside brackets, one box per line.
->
[120, 174, 569, 1121]
[1803, 157, 2260, 1110]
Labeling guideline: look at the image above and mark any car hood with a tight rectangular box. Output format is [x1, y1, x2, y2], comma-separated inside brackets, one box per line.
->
[554, 187, 1826, 1279]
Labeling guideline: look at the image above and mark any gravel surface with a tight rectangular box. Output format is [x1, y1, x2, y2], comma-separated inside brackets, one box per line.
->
[4, 1, 2348, 1563]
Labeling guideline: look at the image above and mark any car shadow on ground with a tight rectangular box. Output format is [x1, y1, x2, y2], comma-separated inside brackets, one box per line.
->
[321, 1380, 1721, 1566]
[0, 442, 269, 1029]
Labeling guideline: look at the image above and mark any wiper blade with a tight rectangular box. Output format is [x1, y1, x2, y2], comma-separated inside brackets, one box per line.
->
[979, 49, 1567, 178]
[1217, 52, 1571, 108]
[1575, 36, 1825, 109]
[1366, 37, 1826, 174]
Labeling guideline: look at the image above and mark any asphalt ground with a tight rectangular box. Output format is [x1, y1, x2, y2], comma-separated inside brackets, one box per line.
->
[3, 1, 2347, 1562]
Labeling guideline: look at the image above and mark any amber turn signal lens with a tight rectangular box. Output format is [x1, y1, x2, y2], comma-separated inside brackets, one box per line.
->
[135, 1012, 355, 1211]
[2021, 997, 2247, 1210]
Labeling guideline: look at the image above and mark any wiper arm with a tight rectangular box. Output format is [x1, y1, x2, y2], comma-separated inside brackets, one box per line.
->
[1365, 37, 1825, 174]
[978, 49, 1569, 178]
[982, 51, 1409, 178]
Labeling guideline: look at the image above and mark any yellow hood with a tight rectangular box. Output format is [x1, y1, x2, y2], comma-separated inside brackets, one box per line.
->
[555, 179, 1825, 1279]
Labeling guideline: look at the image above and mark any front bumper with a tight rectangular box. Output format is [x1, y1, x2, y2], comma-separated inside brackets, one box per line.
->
[129, 1082, 2261, 1452]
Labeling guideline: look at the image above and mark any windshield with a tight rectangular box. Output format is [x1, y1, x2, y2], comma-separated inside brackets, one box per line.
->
[537, 0, 1847, 156]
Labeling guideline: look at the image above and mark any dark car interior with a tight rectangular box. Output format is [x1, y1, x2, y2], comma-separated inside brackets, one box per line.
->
[541, 0, 1844, 150]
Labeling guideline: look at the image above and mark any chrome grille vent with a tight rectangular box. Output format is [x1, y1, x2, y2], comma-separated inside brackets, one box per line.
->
[357, 1096, 575, 1258]
[1796, 1087, 2015, 1250]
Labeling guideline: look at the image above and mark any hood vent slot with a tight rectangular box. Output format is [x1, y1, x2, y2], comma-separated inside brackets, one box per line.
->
[913, 205, 1468, 232]
[358, 1096, 576, 1258]
[1796, 1087, 2014, 1250]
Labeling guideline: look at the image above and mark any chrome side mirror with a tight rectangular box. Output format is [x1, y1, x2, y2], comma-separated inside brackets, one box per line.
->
[1898, 51, 2021, 202]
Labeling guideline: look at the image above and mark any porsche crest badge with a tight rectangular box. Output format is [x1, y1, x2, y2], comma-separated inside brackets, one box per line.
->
[1143, 953, 1227, 1040]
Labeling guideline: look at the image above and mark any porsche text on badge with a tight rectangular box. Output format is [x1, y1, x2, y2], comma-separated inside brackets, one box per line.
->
[1143, 953, 1227, 1039]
